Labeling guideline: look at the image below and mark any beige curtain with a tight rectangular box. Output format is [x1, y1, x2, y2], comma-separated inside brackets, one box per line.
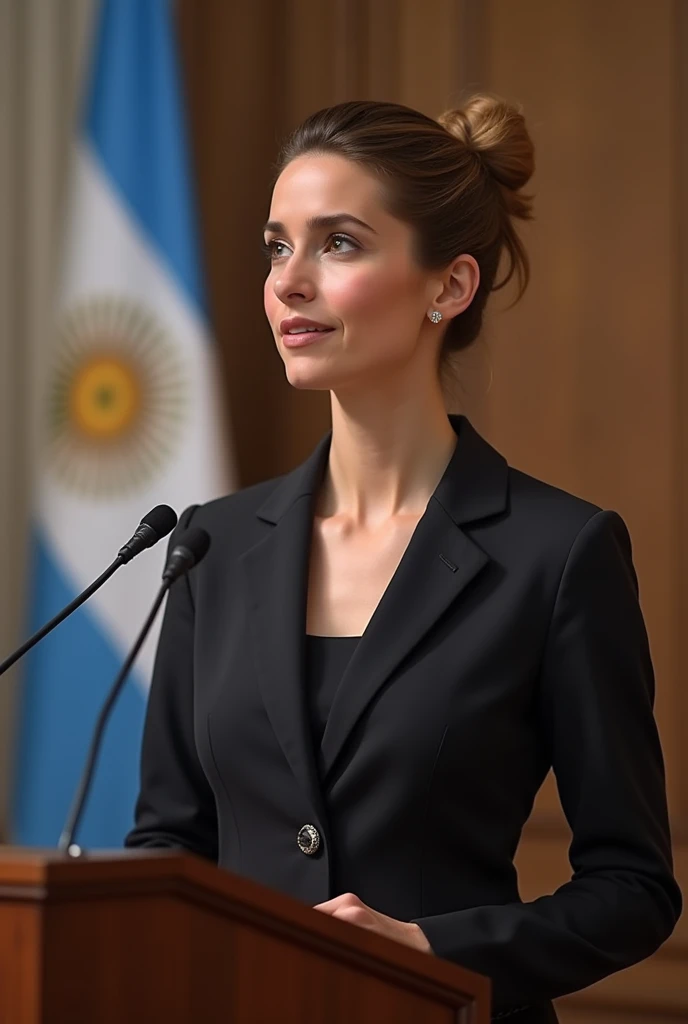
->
[0, 0, 93, 838]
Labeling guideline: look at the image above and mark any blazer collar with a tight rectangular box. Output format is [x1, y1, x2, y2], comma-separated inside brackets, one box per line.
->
[255, 413, 509, 528]
[240, 414, 508, 817]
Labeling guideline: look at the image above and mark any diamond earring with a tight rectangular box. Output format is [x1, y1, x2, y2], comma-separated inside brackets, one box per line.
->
[428, 310, 443, 324]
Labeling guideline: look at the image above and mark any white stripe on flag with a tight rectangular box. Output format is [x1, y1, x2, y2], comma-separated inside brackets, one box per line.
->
[41, 140, 229, 688]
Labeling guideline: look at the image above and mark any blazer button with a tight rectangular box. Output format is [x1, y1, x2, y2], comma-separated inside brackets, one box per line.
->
[297, 824, 321, 855]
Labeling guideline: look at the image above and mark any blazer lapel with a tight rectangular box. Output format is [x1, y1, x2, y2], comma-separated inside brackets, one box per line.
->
[239, 432, 330, 820]
[319, 505, 489, 779]
[239, 414, 509, 804]
[319, 415, 509, 780]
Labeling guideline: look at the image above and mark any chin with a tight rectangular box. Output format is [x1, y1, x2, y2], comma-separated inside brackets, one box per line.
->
[283, 364, 335, 391]
[286, 378, 334, 393]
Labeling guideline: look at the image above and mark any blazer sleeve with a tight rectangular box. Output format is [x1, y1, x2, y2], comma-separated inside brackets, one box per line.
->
[124, 504, 218, 862]
[414, 509, 682, 1012]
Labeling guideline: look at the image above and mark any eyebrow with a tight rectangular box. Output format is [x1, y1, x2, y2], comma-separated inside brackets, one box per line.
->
[263, 213, 377, 236]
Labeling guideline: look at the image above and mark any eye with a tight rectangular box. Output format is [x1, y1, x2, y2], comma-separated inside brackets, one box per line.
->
[260, 233, 360, 262]
[261, 239, 287, 260]
[326, 233, 359, 254]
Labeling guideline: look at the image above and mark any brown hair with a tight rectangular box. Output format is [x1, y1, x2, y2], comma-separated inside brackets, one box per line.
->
[274, 95, 535, 375]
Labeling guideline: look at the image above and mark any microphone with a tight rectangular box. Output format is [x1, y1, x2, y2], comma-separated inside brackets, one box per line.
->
[117, 504, 179, 564]
[163, 527, 211, 583]
[58, 526, 211, 855]
[0, 505, 178, 678]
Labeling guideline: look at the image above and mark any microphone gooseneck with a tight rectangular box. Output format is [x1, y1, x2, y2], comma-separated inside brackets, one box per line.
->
[58, 525, 211, 855]
[0, 505, 178, 678]
[0, 558, 121, 678]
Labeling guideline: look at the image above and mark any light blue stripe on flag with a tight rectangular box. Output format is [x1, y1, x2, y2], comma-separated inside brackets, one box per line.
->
[12, 534, 146, 847]
[84, 0, 206, 316]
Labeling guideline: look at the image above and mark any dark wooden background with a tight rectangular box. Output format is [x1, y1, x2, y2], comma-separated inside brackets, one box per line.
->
[176, 2, 688, 1019]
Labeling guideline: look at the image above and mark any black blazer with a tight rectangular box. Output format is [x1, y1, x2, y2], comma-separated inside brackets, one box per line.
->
[126, 413, 682, 1022]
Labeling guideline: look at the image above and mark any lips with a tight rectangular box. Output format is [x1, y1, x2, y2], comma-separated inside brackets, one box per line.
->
[285, 327, 332, 335]
[279, 316, 334, 335]
[281, 327, 334, 349]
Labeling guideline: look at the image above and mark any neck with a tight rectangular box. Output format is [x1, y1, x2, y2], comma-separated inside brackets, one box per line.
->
[318, 390, 458, 527]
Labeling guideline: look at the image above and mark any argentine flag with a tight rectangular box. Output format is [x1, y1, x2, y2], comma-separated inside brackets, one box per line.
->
[12, 0, 231, 847]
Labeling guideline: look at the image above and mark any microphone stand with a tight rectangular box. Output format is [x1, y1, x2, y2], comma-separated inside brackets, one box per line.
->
[57, 526, 209, 855]
[57, 580, 170, 855]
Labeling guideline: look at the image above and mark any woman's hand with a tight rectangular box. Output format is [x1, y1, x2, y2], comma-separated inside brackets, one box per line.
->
[314, 892, 433, 953]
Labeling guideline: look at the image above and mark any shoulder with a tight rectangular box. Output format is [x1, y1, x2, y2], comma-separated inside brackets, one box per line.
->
[166, 477, 289, 594]
[176, 473, 287, 551]
[449, 415, 622, 566]
[500, 464, 633, 584]
[176, 426, 330, 549]
[190, 474, 286, 524]
[507, 465, 601, 534]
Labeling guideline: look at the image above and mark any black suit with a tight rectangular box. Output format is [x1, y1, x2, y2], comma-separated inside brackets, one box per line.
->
[126, 414, 682, 1022]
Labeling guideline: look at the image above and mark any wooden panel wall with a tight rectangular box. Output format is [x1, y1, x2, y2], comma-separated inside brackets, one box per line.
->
[177, 1, 687, 1019]
[479, 3, 688, 1020]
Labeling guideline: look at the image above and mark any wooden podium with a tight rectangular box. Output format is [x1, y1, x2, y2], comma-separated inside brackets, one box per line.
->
[0, 848, 490, 1023]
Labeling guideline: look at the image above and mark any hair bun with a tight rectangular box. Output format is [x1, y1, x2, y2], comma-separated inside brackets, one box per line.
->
[438, 94, 535, 219]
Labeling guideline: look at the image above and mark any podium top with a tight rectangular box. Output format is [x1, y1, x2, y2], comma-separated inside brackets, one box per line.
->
[0, 846, 489, 1007]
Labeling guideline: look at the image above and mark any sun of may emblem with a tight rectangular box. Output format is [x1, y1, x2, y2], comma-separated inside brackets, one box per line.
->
[47, 296, 187, 497]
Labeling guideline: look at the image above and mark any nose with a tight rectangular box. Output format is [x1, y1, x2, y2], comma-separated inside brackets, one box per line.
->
[272, 253, 317, 305]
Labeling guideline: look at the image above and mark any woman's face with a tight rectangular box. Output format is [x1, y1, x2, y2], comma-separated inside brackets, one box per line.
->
[263, 153, 442, 393]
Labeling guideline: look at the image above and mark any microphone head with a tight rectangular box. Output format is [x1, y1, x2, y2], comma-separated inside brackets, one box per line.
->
[117, 505, 179, 565]
[162, 526, 211, 583]
[141, 505, 178, 541]
[177, 526, 211, 568]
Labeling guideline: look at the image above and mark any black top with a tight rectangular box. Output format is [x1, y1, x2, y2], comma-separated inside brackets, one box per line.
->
[305, 634, 361, 756]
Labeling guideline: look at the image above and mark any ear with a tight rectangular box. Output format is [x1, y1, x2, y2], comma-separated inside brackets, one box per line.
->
[428, 254, 480, 321]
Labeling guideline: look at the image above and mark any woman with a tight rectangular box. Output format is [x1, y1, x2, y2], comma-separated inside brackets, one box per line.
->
[126, 96, 682, 1021]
